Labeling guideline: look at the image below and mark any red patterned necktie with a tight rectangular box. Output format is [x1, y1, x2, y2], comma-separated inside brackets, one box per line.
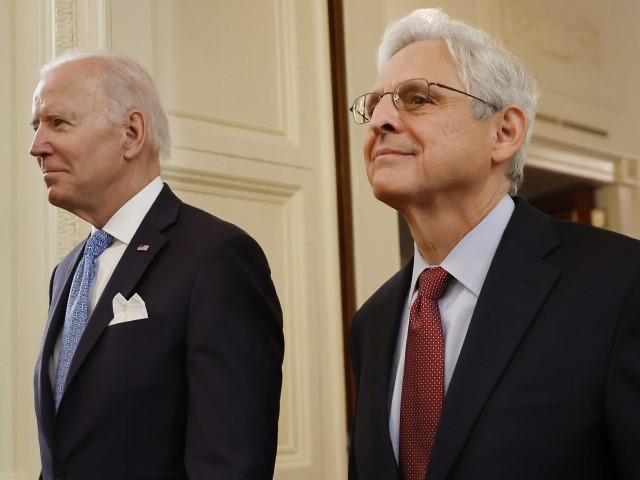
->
[400, 267, 451, 480]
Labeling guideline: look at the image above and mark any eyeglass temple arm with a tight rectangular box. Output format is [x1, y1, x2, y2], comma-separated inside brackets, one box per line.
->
[431, 82, 498, 109]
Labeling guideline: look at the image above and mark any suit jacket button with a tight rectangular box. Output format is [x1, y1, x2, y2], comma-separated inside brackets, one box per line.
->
[54, 466, 66, 479]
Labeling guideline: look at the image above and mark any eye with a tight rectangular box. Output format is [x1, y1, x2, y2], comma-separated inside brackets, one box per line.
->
[400, 90, 432, 109]
[52, 118, 67, 127]
[364, 94, 381, 118]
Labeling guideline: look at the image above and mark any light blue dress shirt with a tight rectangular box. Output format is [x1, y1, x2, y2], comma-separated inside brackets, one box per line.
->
[389, 195, 515, 462]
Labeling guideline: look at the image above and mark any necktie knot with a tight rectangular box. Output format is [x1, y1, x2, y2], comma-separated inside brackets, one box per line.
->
[84, 230, 112, 259]
[418, 266, 450, 301]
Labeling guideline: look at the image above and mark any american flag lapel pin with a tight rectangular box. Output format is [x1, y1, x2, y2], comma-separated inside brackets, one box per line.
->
[137, 244, 150, 252]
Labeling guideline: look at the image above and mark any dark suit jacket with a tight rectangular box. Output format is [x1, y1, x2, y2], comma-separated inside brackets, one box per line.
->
[34, 185, 284, 480]
[349, 198, 640, 480]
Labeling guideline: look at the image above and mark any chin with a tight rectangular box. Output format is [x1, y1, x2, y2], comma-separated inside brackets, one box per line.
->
[371, 186, 407, 211]
[46, 188, 70, 210]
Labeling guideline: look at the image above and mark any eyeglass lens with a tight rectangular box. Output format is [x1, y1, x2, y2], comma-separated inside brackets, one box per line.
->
[352, 79, 432, 123]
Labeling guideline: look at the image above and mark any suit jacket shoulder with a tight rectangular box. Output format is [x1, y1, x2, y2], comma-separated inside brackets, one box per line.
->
[36, 184, 283, 480]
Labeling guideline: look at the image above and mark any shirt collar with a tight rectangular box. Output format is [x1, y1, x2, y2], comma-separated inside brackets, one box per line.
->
[91, 176, 164, 245]
[410, 195, 515, 296]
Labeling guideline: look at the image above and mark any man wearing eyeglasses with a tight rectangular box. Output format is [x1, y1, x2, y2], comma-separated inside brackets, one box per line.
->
[348, 8, 640, 480]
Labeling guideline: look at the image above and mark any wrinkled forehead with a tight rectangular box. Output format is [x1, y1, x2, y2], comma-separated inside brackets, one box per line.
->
[31, 65, 107, 123]
[33, 62, 105, 110]
[372, 40, 461, 91]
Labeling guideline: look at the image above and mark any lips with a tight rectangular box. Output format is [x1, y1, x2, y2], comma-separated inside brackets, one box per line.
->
[39, 159, 66, 175]
[373, 147, 411, 160]
[41, 167, 68, 181]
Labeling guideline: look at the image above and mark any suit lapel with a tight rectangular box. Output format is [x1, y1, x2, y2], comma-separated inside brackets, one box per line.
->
[35, 241, 84, 437]
[427, 199, 562, 480]
[356, 262, 413, 479]
[60, 185, 181, 400]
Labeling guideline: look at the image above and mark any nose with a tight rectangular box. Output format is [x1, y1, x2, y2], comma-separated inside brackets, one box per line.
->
[29, 126, 53, 159]
[368, 93, 400, 134]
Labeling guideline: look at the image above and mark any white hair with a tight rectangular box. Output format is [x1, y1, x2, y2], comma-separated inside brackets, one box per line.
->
[41, 50, 171, 160]
[377, 8, 539, 194]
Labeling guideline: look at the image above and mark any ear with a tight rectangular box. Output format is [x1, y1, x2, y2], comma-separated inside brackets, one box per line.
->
[491, 106, 528, 165]
[123, 110, 146, 160]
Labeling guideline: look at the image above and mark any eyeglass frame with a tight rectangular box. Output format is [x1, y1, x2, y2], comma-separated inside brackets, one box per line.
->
[349, 77, 499, 124]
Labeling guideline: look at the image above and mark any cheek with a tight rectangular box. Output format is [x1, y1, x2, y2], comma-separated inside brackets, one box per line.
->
[362, 132, 376, 163]
[86, 135, 124, 165]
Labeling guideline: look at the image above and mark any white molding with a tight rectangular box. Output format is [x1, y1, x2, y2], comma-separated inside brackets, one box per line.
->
[75, 0, 111, 50]
[53, 209, 89, 262]
[527, 136, 618, 185]
[167, 109, 287, 137]
[54, 0, 75, 54]
[0, 473, 21, 479]
[528, 135, 640, 189]
[53, 0, 82, 259]
[621, 157, 640, 187]
[161, 164, 298, 202]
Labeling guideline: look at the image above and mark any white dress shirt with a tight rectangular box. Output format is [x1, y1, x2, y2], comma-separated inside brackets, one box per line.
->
[389, 195, 515, 462]
[49, 177, 164, 386]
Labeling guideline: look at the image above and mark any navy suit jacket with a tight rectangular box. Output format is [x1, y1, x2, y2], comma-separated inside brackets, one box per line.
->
[34, 185, 284, 480]
[349, 198, 640, 480]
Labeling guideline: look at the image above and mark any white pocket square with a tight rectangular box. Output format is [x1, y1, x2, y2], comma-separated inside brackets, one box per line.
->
[108, 293, 148, 326]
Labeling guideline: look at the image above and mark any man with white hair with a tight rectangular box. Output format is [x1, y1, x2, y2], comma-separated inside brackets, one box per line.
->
[348, 8, 640, 480]
[31, 51, 284, 480]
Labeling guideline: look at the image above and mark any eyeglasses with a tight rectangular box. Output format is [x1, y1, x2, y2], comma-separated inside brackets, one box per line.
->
[349, 78, 497, 124]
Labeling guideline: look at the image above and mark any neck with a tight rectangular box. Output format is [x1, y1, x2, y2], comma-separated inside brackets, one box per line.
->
[401, 190, 507, 265]
[75, 161, 160, 229]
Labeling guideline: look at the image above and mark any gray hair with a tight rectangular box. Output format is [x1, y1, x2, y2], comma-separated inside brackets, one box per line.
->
[377, 8, 538, 194]
[41, 50, 171, 160]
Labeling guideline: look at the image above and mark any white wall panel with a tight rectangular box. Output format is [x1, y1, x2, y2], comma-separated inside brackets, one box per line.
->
[106, 0, 348, 478]
[6, 0, 348, 477]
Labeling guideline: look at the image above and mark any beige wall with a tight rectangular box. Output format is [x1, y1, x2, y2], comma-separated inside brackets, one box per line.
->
[1, 0, 14, 474]
[3, 1, 640, 479]
[4, 0, 347, 479]
[5, 0, 55, 478]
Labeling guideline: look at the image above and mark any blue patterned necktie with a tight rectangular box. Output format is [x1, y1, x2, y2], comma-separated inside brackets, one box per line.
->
[54, 229, 112, 410]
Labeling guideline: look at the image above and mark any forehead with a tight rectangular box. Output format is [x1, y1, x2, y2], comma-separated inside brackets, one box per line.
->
[32, 61, 104, 113]
[373, 40, 460, 89]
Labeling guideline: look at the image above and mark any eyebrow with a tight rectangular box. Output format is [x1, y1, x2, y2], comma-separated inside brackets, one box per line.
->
[30, 111, 65, 128]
